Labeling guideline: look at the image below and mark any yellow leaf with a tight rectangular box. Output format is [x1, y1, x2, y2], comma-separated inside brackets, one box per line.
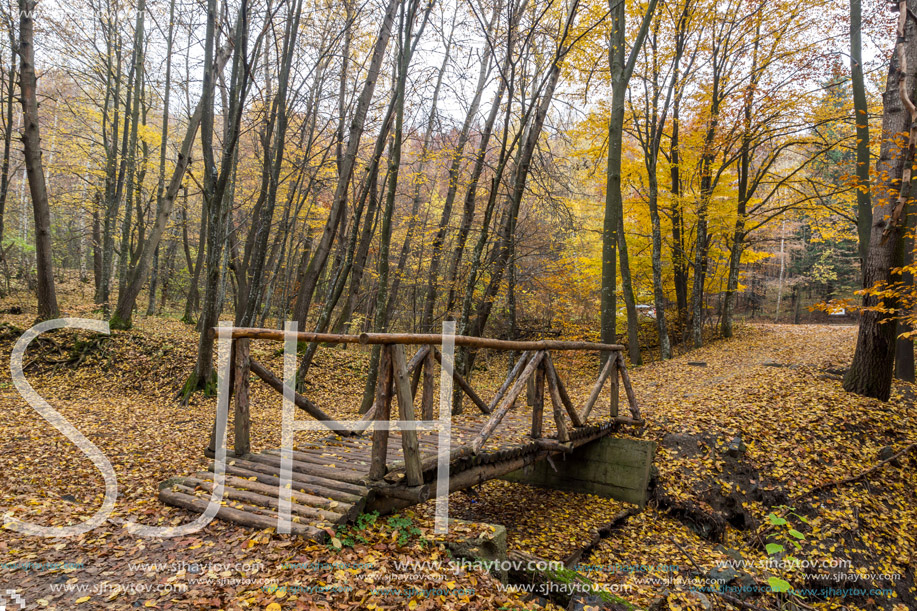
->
[75, 597, 91, 604]
[266, 604, 283, 611]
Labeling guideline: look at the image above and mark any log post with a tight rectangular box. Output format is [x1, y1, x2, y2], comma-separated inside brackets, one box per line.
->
[421, 348, 435, 420]
[610, 353, 620, 419]
[206, 338, 236, 457]
[233, 337, 252, 456]
[369, 346, 394, 481]
[579, 349, 617, 423]
[391, 344, 423, 486]
[471, 351, 545, 453]
[531, 362, 545, 439]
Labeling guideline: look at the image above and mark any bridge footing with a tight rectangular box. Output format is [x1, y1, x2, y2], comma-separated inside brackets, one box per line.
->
[499, 437, 656, 507]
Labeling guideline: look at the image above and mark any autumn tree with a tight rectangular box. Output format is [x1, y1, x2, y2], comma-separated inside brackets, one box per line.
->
[601, 0, 658, 364]
[844, 0, 916, 401]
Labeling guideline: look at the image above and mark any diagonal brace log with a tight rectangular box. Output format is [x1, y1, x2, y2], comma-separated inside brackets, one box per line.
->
[579, 351, 618, 423]
[544, 352, 584, 427]
[249, 358, 355, 436]
[471, 351, 546, 453]
[431, 347, 490, 414]
[489, 350, 531, 412]
[618, 358, 641, 420]
[408, 345, 431, 397]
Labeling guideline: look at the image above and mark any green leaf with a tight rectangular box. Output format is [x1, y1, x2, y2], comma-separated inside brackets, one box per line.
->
[766, 543, 785, 555]
[788, 529, 805, 539]
[768, 513, 787, 526]
[768, 577, 793, 593]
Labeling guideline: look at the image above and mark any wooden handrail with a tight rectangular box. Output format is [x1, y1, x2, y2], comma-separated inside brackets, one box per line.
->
[221, 327, 625, 352]
[215, 327, 641, 480]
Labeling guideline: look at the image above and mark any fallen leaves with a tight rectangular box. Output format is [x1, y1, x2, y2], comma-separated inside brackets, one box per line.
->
[1, 308, 915, 610]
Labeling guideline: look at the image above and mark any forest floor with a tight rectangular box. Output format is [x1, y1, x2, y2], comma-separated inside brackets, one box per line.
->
[0, 287, 914, 611]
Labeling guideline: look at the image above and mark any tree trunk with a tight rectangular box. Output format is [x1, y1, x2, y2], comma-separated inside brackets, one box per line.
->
[443, 60, 508, 316]
[18, 0, 59, 320]
[690, 41, 723, 348]
[183, 0, 250, 399]
[291, 0, 399, 328]
[851, 0, 872, 276]
[646, 172, 671, 359]
[723, 28, 759, 337]
[601, 0, 658, 358]
[670, 107, 689, 327]
[359, 0, 432, 414]
[146, 245, 159, 315]
[92, 197, 101, 295]
[617, 213, 641, 364]
[384, 21, 450, 322]
[420, 3, 497, 330]
[182, 194, 206, 323]
[116, 0, 145, 300]
[895, 197, 915, 381]
[113, 37, 232, 328]
[237, 0, 304, 328]
[97, 13, 123, 311]
[668, 7, 690, 331]
[0, 30, 16, 275]
[844, 4, 916, 400]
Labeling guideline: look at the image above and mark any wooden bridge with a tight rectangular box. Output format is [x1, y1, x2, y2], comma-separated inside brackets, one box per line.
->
[159, 328, 643, 541]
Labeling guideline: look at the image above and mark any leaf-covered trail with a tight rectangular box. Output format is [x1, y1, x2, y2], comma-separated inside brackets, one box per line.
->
[421, 324, 916, 610]
[0, 319, 914, 610]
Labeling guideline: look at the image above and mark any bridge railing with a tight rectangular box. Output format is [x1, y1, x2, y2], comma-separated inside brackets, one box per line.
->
[211, 327, 642, 487]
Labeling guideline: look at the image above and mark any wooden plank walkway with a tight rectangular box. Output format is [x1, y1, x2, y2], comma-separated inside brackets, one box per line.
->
[159, 411, 620, 541]
[159, 328, 642, 541]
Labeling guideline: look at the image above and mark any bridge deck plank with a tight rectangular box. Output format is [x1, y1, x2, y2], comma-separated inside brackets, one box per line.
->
[160, 406, 620, 541]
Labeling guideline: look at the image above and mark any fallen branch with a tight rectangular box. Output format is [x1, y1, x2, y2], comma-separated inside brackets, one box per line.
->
[564, 507, 638, 568]
[792, 441, 917, 502]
